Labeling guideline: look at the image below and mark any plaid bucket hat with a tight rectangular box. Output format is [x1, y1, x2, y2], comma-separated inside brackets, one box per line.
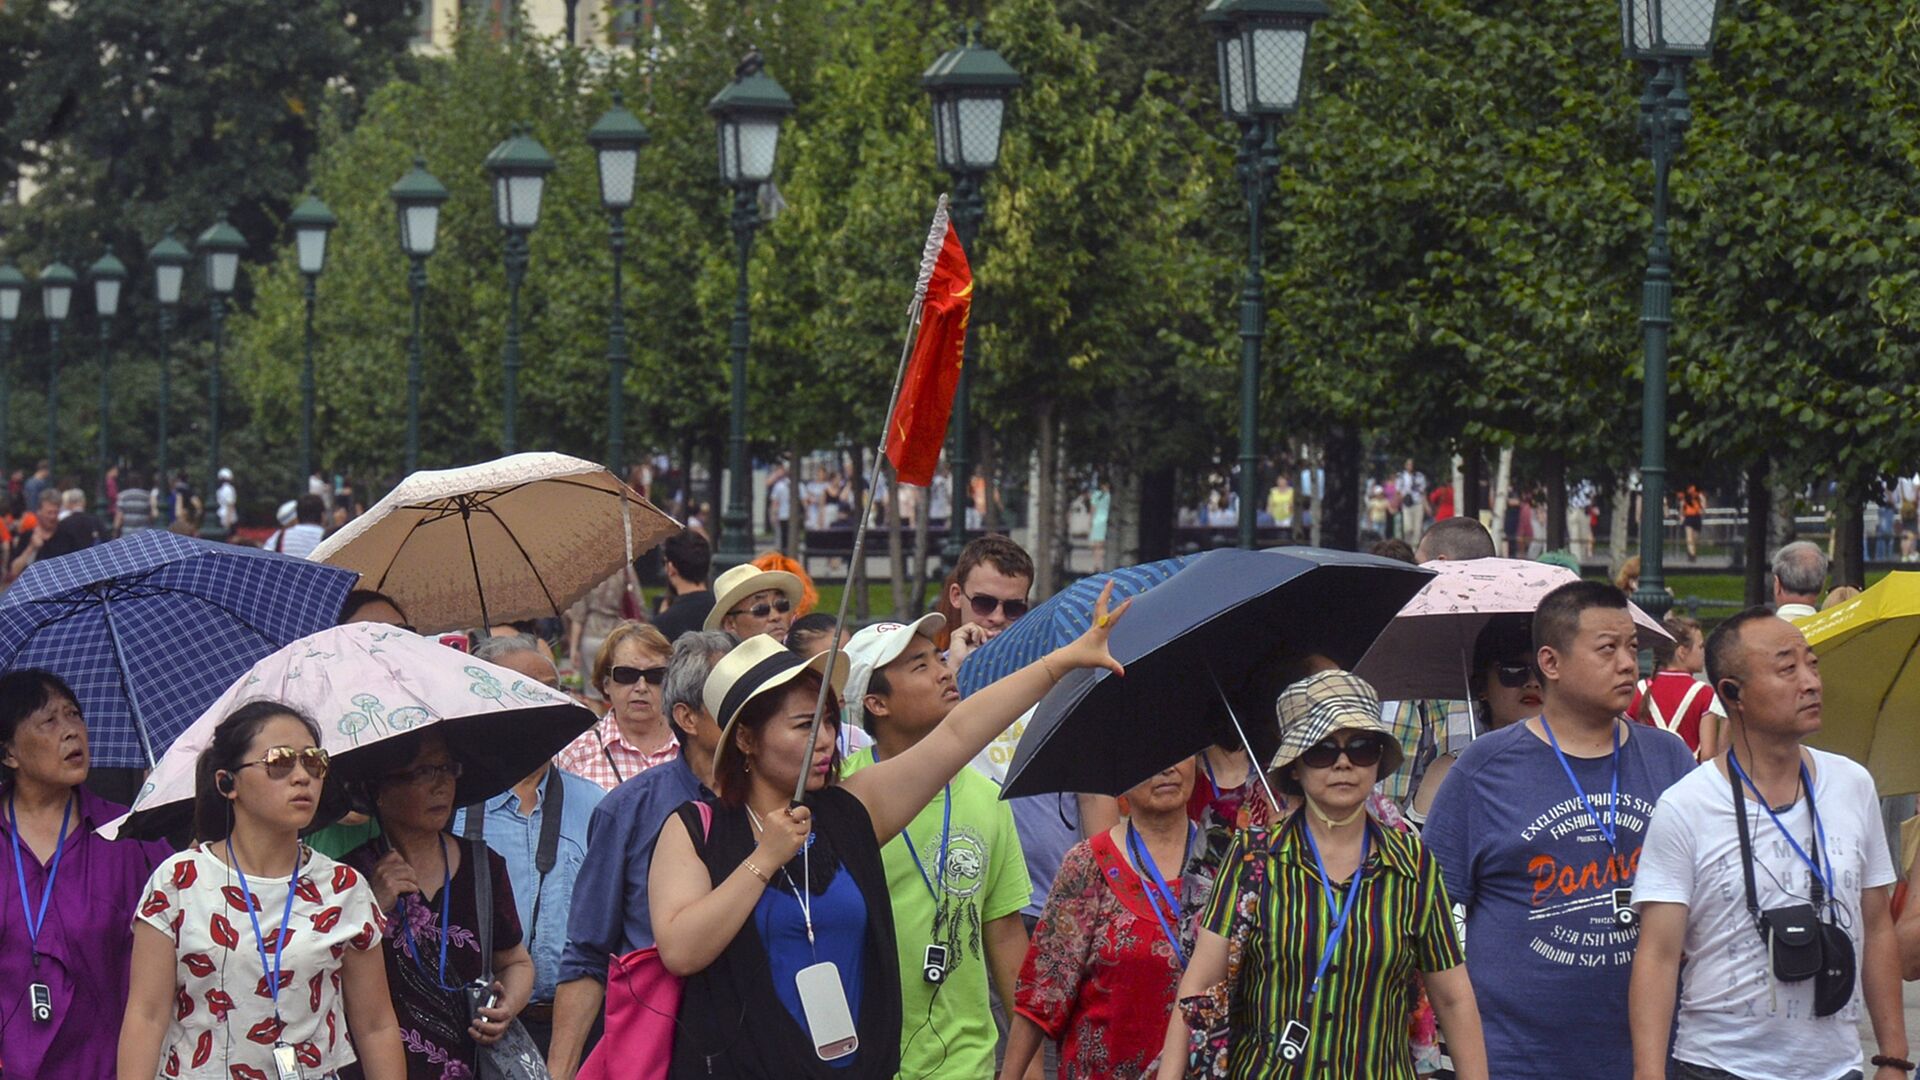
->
[1268, 668, 1404, 779]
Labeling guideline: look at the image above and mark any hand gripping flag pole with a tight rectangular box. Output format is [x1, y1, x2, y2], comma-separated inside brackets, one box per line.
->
[795, 196, 970, 803]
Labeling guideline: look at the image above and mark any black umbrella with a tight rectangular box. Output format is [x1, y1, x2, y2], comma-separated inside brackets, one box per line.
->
[1001, 547, 1433, 798]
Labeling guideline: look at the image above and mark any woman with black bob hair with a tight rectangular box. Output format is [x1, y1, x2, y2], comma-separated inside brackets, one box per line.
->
[118, 700, 406, 1079]
[0, 669, 169, 1080]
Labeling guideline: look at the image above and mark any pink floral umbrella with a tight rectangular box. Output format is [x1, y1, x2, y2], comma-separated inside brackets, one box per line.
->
[1353, 557, 1670, 704]
[100, 621, 597, 841]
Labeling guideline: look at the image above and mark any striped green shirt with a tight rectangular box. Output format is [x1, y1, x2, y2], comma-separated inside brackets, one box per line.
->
[1201, 814, 1461, 1078]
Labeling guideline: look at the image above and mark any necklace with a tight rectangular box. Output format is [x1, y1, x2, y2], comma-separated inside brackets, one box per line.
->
[1307, 799, 1365, 828]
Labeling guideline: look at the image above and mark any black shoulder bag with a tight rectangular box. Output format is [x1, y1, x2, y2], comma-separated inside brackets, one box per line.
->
[1728, 760, 1856, 1017]
[462, 781, 559, 1080]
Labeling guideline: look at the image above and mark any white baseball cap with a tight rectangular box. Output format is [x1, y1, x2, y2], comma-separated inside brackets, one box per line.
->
[842, 613, 946, 728]
[275, 500, 298, 527]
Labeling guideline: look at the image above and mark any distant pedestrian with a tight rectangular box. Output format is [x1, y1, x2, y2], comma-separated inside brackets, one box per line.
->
[1629, 613, 1723, 762]
[214, 467, 237, 534]
[113, 470, 157, 535]
[1771, 540, 1827, 621]
[1398, 459, 1428, 546]
[651, 529, 716, 643]
[40, 490, 107, 560]
[1677, 485, 1706, 561]
[264, 494, 327, 558]
[1087, 478, 1111, 572]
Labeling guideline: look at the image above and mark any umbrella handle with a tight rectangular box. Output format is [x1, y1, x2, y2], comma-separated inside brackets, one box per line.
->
[1206, 662, 1283, 817]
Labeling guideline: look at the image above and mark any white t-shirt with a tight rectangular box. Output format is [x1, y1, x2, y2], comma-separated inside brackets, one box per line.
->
[1632, 749, 1896, 1080]
[265, 522, 327, 559]
[769, 476, 792, 523]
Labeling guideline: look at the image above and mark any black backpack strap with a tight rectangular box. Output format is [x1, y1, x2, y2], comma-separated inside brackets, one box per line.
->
[1730, 760, 1763, 930]
[535, 766, 564, 877]
[472, 831, 496, 985]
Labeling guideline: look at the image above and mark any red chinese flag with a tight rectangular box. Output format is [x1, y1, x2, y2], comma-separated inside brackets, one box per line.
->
[884, 204, 973, 487]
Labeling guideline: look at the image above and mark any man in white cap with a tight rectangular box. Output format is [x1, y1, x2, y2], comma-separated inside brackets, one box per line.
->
[841, 614, 1035, 1080]
[704, 562, 802, 644]
[214, 466, 238, 533]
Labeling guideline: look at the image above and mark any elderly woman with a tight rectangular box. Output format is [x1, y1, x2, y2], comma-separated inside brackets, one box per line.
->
[0, 671, 169, 1080]
[1157, 671, 1488, 1080]
[553, 621, 676, 790]
[648, 586, 1129, 1079]
[1001, 760, 1201, 1080]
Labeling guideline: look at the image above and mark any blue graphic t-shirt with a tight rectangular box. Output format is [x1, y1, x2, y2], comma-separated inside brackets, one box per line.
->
[1423, 718, 1695, 1080]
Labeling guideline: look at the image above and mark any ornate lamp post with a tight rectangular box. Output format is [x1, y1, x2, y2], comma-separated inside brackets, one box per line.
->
[1201, 0, 1328, 550]
[289, 195, 337, 487]
[0, 262, 23, 484]
[483, 126, 556, 455]
[707, 52, 794, 571]
[88, 251, 127, 505]
[37, 262, 75, 475]
[390, 158, 449, 474]
[923, 28, 1019, 567]
[1621, 0, 1721, 621]
[147, 232, 190, 506]
[195, 217, 245, 538]
[588, 91, 649, 476]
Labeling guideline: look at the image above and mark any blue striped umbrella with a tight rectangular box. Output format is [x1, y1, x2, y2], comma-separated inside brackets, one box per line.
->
[0, 531, 359, 767]
[955, 555, 1196, 697]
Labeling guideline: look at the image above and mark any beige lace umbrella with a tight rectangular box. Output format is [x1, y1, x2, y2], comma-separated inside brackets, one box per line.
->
[310, 453, 678, 634]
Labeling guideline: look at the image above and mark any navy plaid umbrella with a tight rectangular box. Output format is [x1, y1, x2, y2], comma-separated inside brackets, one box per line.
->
[955, 556, 1196, 697]
[0, 531, 359, 767]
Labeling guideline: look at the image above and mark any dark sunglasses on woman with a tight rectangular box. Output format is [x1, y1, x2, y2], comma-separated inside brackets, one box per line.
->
[729, 597, 793, 620]
[1298, 733, 1385, 770]
[963, 591, 1030, 620]
[609, 664, 668, 686]
[235, 745, 332, 781]
[1493, 660, 1539, 688]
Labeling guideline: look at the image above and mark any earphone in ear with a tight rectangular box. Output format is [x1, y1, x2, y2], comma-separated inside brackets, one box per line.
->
[1718, 680, 1741, 704]
[216, 771, 235, 795]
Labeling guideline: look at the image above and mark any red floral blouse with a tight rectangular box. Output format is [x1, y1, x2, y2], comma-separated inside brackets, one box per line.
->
[1013, 832, 1189, 1080]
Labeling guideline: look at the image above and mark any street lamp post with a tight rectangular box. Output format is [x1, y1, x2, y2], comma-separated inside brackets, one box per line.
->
[1621, 0, 1721, 622]
[923, 29, 1019, 568]
[37, 262, 75, 476]
[589, 91, 650, 477]
[147, 232, 190, 508]
[390, 158, 450, 474]
[0, 262, 23, 485]
[483, 125, 556, 456]
[88, 252, 127, 506]
[1202, 0, 1328, 551]
[195, 217, 245, 538]
[706, 52, 794, 572]
[289, 195, 337, 488]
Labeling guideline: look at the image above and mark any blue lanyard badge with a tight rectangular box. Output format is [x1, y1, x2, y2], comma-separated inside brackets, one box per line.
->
[899, 785, 951, 904]
[1542, 718, 1623, 852]
[8, 793, 73, 965]
[1127, 822, 1195, 967]
[1299, 821, 1370, 1006]
[228, 839, 301, 1019]
[398, 834, 461, 991]
[1728, 752, 1833, 901]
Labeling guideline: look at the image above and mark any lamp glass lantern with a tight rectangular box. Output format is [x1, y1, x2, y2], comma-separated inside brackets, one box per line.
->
[588, 92, 651, 211]
[390, 158, 451, 258]
[148, 233, 191, 306]
[483, 126, 557, 232]
[1621, 0, 1721, 60]
[707, 65, 796, 187]
[196, 219, 246, 296]
[39, 263, 76, 322]
[1206, 0, 1329, 118]
[288, 196, 339, 276]
[88, 252, 128, 318]
[0, 263, 26, 323]
[922, 36, 1021, 174]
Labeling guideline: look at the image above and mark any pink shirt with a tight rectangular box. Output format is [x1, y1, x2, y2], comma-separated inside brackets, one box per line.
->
[552, 711, 680, 790]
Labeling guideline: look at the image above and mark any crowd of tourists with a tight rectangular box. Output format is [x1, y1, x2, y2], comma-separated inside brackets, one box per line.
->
[1, 505, 1915, 1080]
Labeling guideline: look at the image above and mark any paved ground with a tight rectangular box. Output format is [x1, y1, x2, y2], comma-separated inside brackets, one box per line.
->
[1860, 977, 1920, 1063]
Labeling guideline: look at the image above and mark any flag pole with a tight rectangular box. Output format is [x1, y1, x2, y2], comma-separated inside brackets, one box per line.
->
[795, 196, 951, 805]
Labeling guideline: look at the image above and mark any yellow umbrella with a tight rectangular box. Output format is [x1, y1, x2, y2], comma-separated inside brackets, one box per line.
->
[1798, 571, 1920, 795]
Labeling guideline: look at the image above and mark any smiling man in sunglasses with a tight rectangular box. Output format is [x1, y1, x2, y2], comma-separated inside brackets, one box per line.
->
[704, 563, 803, 644]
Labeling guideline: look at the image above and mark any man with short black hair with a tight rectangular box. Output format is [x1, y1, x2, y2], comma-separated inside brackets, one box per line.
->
[1415, 515, 1497, 563]
[1630, 608, 1907, 1080]
[1771, 540, 1828, 620]
[1425, 580, 1696, 1080]
[651, 529, 715, 642]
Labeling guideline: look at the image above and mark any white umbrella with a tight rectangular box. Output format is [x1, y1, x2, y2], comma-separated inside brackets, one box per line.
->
[311, 453, 678, 634]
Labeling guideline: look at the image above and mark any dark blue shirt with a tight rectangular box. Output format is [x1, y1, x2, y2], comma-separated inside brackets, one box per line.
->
[558, 750, 712, 984]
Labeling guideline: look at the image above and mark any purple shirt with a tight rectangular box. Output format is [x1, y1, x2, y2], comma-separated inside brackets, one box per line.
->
[0, 784, 170, 1079]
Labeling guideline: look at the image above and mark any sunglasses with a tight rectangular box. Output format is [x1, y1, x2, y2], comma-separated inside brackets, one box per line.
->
[609, 664, 668, 687]
[1493, 661, 1539, 689]
[963, 591, 1029, 620]
[235, 746, 331, 781]
[729, 597, 793, 621]
[389, 761, 463, 786]
[1297, 733, 1386, 770]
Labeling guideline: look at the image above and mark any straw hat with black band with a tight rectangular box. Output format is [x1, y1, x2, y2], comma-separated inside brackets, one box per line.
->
[1267, 669, 1404, 793]
[704, 564, 806, 633]
[704, 634, 849, 782]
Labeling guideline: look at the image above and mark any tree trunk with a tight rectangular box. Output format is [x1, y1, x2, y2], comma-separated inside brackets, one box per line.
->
[1321, 426, 1362, 551]
[1831, 482, 1865, 591]
[1033, 402, 1058, 598]
[1491, 446, 1514, 553]
[1138, 467, 1174, 561]
[1461, 446, 1486, 520]
[1743, 458, 1772, 607]
[1771, 475, 1798, 551]
[705, 437, 724, 534]
[848, 448, 869, 620]
[911, 479, 933, 614]
[886, 461, 906, 619]
[1610, 477, 1633, 574]
[787, 443, 804, 558]
[982, 428, 1001, 534]
[1545, 451, 1569, 552]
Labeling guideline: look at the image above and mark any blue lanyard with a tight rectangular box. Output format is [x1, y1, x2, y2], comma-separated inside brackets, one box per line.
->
[900, 785, 952, 903]
[398, 834, 461, 992]
[1126, 822, 1194, 967]
[1541, 718, 1622, 852]
[7, 792, 73, 965]
[1299, 819, 1370, 1006]
[227, 839, 300, 1020]
[1728, 752, 1833, 901]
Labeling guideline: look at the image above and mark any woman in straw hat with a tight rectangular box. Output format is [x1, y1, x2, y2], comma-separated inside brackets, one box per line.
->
[649, 585, 1131, 1079]
[1156, 669, 1488, 1080]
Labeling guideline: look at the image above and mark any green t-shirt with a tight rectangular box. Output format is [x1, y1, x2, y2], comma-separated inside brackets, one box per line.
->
[844, 749, 1031, 1079]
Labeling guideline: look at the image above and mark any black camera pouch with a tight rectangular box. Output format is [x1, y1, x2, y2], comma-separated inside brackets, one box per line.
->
[1812, 921, 1856, 1018]
[1754, 902, 1822, 982]
[1730, 762, 1854, 1016]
